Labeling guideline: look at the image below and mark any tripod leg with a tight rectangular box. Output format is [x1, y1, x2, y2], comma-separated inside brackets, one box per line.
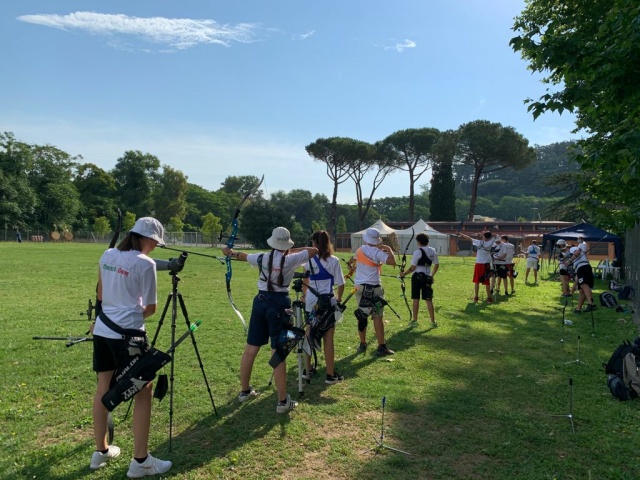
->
[295, 302, 305, 397]
[177, 293, 218, 416]
[151, 293, 173, 347]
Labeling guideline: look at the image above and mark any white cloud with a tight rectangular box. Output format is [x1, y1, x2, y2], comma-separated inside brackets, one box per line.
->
[17, 11, 260, 50]
[294, 30, 315, 40]
[384, 39, 416, 53]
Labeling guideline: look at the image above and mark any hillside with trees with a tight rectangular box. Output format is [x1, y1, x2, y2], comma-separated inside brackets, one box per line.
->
[2, 125, 593, 246]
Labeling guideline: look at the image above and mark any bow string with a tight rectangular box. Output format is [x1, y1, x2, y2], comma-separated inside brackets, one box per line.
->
[399, 227, 414, 320]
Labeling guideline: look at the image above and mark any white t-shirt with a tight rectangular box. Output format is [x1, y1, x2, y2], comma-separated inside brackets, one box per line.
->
[527, 244, 541, 260]
[570, 243, 589, 269]
[305, 255, 346, 312]
[503, 242, 515, 264]
[354, 245, 389, 285]
[410, 246, 438, 275]
[247, 250, 310, 293]
[494, 242, 515, 265]
[94, 248, 157, 339]
[473, 238, 495, 264]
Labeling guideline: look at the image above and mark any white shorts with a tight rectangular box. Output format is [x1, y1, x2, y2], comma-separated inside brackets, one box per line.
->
[526, 258, 538, 270]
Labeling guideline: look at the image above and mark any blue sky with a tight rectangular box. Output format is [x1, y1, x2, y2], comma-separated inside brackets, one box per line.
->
[0, 1, 579, 204]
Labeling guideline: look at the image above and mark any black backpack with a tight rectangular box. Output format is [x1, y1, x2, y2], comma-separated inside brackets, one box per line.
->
[618, 286, 635, 301]
[603, 340, 640, 400]
[600, 291, 619, 309]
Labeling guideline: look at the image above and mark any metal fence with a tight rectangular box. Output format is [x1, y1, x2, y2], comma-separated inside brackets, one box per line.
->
[2, 228, 254, 249]
[623, 224, 640, 330]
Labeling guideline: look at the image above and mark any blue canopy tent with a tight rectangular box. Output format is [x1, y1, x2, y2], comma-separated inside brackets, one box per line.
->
[541, 223, 622, 261]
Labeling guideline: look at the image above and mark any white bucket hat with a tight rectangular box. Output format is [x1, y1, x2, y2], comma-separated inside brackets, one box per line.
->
[267, 226, 295, 250]
[362, 228, 382, 245]
[131, 217, 165, 247]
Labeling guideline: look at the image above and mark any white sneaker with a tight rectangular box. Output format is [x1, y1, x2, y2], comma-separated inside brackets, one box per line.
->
[127, 454, 172, 478]
[276, 394, 298, 414]
[90, 445, 121, 470]
[238, 385, 259, 403]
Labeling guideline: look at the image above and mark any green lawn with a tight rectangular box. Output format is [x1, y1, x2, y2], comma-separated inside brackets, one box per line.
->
[1, 242, 638, 480]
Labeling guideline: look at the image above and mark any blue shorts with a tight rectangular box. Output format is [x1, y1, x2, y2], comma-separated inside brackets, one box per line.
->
[246, 291, 292, 348]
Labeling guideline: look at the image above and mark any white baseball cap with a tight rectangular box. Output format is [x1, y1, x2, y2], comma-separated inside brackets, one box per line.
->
[362, 228, 382, 245]
[131, 217, 165, 247]
[267, 226, 295, 250]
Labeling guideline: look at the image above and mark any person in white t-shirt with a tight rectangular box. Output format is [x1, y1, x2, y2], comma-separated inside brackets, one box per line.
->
[460, 230, 496, 303]
[352, 228, 396, 356]
[399, 233, 439, 326]
[567, 240, 596, 313]
[555, 239, 573, 297]
[303, 230, 346, 385]
[91, 217, 172, 477]
[223, 226, 318, 414]
[525, 240, 541, 285]
[494, 235, 516, 296]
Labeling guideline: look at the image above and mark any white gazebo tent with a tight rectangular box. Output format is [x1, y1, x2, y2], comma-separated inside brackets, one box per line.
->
[350, 219, 396, 251]
[395, 219, 450, 255]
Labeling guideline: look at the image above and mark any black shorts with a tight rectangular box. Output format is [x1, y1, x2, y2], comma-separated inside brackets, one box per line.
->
[496, 264, 509, 279]
[93, 335, 143, 373]
[575, 264, 594, 289]
[411, 274, 434, 300]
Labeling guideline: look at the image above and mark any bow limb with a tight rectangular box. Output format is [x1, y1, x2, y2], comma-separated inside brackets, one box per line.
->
[223, 175, 264, 333]
[399, 228, 414, 320]
[226, 274, 247, 334]
[109, 208, 122, 249]
[341, 257, 357, 284]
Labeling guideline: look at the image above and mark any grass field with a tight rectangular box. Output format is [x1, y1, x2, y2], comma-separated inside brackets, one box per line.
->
[1, 242, 639, 480]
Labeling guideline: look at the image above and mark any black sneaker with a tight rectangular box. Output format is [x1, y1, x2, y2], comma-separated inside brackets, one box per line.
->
[584, 303, 597, 312]
[325, 371, 344, 385]
[376, 344, 394, 357]
[301, 367, 316, 380]
[356, 342, 367, 353]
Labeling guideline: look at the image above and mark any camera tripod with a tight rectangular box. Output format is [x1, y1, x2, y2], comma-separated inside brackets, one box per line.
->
[363, 396, 411, 455]
[548, 378, 576, 433]
[554, 303, 570, 343]
[151, 269, 217, 451]
[291, 276, 313, 397]
[565, 335, 588, 366]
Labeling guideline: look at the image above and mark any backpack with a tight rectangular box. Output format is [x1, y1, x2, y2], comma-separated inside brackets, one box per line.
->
[623, 352, 640, 398]
[603, 339, 640, 400]
[600, 291, 619, 309]
[609, 280, 623, 292]
[618, 286, 635, 301]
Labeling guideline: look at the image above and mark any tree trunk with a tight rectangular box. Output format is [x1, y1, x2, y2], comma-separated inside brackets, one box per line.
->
[467, 165, 482, 220]
[329, 181, 338, 234]
[408, 178, 415, 222]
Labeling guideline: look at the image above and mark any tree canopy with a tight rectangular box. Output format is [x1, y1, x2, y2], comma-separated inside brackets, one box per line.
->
[305, 137, 358, 234]
[379, 128, 440, 222]
[455, 120, 536, 220]
[511, 0, 640, 229]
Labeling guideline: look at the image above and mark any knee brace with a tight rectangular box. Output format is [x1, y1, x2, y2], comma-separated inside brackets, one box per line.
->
[354, 308, 369, 332]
